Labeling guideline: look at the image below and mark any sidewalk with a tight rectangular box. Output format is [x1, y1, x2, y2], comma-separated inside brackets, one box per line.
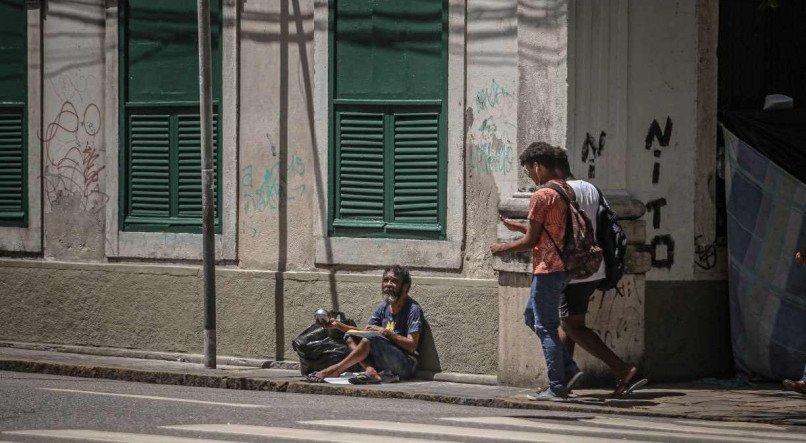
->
[1, 344, 804, 426]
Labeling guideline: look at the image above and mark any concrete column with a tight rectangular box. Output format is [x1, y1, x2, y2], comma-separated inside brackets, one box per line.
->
[516, 0, 568, 191]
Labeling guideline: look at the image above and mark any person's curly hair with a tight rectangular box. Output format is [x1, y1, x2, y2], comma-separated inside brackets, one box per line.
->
[519, 141, 564, 168]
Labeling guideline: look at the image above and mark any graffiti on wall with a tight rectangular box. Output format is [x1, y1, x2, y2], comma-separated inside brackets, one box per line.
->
[468, 79, 515, 175]
[242, 155, 306, 217]
[43, 72, 108, 213]
[642, 116, 676, 269]
[694, 235, 717, 270]
[581, 131, 606, 179]
[645, 116, 673, 184]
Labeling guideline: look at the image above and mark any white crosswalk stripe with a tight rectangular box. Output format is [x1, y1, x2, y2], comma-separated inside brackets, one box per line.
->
[582, 416, 806, 441]
[39, 388, 274, 409]
[300, 419, 653, 443]
[444, 416, 800, 443]
[164, 424, 459, 443]
[3, 429, 237, 443]
[6, 415, 803, 443]
[671, 419, 787, 431]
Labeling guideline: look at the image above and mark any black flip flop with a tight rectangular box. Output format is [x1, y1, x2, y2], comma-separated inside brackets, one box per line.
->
[304, 372, 326, 383]
[348, 372, 381, 385]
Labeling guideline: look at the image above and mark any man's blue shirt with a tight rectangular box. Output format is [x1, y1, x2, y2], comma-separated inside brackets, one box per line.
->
[368, 297, 423, 338]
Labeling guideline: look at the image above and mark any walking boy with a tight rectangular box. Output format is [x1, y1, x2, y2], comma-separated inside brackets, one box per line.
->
[491, 142, 582, 401]
[556, 155, 647, 397]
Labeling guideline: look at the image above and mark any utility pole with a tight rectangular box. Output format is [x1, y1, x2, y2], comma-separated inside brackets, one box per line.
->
[197, 0, 216, 369]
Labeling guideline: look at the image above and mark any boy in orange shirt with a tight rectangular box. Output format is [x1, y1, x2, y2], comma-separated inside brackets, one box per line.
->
[491, 142, 582, 401]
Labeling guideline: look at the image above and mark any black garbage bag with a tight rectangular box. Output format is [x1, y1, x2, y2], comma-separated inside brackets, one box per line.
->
[291, 311, 360, 376]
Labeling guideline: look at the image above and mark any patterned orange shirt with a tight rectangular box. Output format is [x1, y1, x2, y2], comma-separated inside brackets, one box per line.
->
[527, 179, 570, 274]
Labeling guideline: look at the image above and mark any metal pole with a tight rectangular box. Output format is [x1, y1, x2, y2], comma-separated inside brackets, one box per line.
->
[197, 0, 216, 369]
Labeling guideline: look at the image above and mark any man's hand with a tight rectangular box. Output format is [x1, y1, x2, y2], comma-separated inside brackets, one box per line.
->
[499, 215, 526, 233]
[316, 318, 338, 329]
[490, 242, 507, 255]
[365, 324, 393, 338]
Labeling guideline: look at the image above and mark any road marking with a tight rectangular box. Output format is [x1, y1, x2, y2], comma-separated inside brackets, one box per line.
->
[301, 419, 652, 443]
[583, 417, 806, 441]
[444, 416, 785, 443]
[4, 429, 236, 443]
[673, 419, 786, 431]
[39, 388, 273, 409]
[165, 424, 459, 443]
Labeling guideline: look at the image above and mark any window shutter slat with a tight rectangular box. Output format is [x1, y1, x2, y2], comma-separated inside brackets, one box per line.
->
[129, 114, 171, 217]
[337, 112, 385, 219]
[176, 114, 218, 219]
[393, 113, 440, 224]
[0, 111, 24, 222]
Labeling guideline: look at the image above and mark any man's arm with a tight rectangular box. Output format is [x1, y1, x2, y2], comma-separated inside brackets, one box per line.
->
[318, 319, 355, 333]
[386, 330, 420, 354]
[490, 218, 542, 254]
[364, 324, 420, 354]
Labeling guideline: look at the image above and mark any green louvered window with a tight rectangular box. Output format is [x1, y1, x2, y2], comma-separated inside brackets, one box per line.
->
[328, 0, 447, 239]
[0, 1, 27, 227]
[120, 0, 222, 233]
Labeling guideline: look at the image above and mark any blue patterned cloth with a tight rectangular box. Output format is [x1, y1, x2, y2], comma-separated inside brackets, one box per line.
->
[723, 127, 806, 381]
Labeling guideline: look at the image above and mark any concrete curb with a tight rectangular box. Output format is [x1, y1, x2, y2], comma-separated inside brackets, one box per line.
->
[0, 340, 296, 370]
[0, 341, 499, 386]
[0, 357, 712, 423]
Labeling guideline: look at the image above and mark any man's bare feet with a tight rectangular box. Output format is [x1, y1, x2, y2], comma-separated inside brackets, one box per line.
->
[783, 379, 806, 394]
[314, 367, 340, 379]
[364, 366, 382, 382]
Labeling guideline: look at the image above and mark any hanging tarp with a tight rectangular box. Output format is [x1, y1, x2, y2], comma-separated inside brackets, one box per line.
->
[720, 116, 806, 381]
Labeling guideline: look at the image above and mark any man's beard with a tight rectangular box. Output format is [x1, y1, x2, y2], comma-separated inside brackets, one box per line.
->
[383, 287, 401, 305]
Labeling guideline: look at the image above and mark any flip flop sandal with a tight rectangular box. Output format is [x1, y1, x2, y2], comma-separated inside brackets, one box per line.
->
[620, 377, 648, 397]
[613, 367, 643, 397]
[348, 372, 382, 385]
[304, 372, 326, 383]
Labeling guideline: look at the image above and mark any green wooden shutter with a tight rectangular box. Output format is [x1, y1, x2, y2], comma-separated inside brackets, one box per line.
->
[176, 113, 219, 219]
[0, 111, 25, 224]
[329, 0, 447, 239]
[335, 111, 385, 222]
[121, 0, 222, 233]
[128, 114, 171, 218]
[0, 1, 27, 227]
[392, 113, 440, 226]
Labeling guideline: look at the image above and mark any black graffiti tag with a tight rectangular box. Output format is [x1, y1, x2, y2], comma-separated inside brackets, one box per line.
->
[694, 235, 717, 270]
[650, 235, 675, 269]
[581, 131, 606, 179]
[645, 117, 673, 184]
[645, 198, 667, 230]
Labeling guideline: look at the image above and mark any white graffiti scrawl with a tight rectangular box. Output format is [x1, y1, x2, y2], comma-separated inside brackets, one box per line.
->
[468, 79, 515, 175]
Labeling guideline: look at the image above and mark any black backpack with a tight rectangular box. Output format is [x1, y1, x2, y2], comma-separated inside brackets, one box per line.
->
[593, 187, 627, 292]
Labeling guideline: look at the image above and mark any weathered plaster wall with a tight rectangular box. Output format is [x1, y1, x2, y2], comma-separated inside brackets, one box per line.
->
[0, 261, 498, 375]
[567, 0, 722, 282]
[42, 1, 107, 261]
[498, 273, 646, 387]
[462, 0, 519, 279]
[238, 0, 316, 270]
[644, 280, 733, 380]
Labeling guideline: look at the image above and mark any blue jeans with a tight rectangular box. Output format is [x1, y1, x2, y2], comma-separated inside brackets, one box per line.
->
[366, 335, 417, 379]
[524, 272, 579, 396]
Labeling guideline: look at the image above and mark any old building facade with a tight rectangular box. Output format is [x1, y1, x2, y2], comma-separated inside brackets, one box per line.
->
[0, 0, 734, 383]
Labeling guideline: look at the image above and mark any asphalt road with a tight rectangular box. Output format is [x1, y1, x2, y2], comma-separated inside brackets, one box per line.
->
[0, 371, 803, 443]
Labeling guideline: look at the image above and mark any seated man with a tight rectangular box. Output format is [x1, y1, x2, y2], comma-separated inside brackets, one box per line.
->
[308, 265, 423, 383]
